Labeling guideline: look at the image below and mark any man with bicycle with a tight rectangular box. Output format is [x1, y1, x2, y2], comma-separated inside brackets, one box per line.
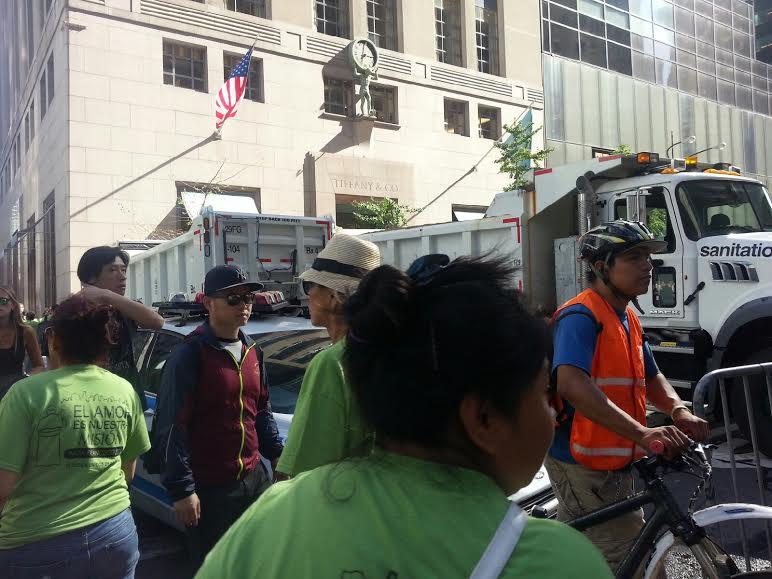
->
[546, 220, 709, 575]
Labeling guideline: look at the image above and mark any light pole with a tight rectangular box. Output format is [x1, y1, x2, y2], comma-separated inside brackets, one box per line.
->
[665, 133, 696, 158]
[691, 141, 727, 157]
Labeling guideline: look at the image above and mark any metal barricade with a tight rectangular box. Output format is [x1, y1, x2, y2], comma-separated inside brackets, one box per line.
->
[692, 361, 772, 569]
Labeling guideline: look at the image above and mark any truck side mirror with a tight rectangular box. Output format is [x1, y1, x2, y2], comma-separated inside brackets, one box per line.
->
[626, 190, 648, 225]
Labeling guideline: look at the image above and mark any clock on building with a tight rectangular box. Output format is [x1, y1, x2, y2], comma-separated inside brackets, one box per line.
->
[348, 38, 379, 74]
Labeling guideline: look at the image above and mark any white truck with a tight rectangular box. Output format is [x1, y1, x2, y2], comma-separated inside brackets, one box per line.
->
[125, 204, 332, 307]
[360, 152, 772, 456]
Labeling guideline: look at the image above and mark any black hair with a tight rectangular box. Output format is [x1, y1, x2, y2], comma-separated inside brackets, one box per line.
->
[77, 247, 130, 284]
[53, 294, 118, 364]
[586, 252, 617, 283]
[25, 312, 36, 320]
[344, 256, 549, 448]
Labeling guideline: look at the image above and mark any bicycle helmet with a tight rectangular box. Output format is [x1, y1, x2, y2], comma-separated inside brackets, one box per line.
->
[580, 220, 667, 263]
[580, 220, 666, 313]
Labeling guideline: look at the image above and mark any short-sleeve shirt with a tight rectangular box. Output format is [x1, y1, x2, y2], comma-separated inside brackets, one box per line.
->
[198, 451, 613, 578]
[276, 340, 372, 477]
[0, 365, 151, 549]
[550, 303, 659, 463]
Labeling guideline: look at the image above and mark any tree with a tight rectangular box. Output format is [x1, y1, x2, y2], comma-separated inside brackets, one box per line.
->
[613, 144, 632, 155]
[494, 122, 552, 191]
[352, 198, 419, 229]
[647, 208, 668, 239]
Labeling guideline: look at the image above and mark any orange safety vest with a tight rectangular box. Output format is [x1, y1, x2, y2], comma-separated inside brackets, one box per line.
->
[555, 289, 647, 471]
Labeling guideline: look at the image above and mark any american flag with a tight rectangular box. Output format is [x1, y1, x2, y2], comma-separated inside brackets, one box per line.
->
[215, 46, 254, 130]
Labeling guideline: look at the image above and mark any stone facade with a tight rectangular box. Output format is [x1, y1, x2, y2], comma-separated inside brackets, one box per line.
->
[0, 0, 543, 307]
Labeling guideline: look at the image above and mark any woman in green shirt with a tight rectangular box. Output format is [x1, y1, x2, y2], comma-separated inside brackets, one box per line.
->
[275, 233, 381, 478]
[198, 256, 613, 578]
[0, 294, 151, 579]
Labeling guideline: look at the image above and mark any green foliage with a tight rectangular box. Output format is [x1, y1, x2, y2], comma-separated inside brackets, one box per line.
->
[352, 198, 419, 229]
[494, 122, 553, 191]
[648, 208, 668, 239]
[613, 144, 633, 155]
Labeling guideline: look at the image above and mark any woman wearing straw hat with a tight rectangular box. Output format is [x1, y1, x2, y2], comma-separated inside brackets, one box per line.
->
[274, 234, 380, 480]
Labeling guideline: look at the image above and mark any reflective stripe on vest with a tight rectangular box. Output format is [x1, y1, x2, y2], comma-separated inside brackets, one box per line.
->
[571, 443, 635, 457]
[593, 377, 646, 387]
[555, 289, 648, 471]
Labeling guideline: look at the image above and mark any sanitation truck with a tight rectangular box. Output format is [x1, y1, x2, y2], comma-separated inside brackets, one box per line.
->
[125, 203, 332, 307]
[359, 152, 772, 456]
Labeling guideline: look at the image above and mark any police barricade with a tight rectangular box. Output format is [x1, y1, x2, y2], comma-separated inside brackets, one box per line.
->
[692, 361, 772, 571]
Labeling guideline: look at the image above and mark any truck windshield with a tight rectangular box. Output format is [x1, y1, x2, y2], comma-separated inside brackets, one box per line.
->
[676, 180, 772, 240]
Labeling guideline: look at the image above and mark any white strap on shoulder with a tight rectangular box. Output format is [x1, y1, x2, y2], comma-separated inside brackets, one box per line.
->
[468, 502, 529, 579]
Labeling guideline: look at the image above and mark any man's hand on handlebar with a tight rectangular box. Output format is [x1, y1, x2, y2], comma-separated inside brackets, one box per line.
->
[672, 408, 709, 443]
[639, 426, 691, 459]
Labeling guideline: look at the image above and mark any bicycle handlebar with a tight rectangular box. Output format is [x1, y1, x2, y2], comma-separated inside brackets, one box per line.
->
[647, 439, 712, 477]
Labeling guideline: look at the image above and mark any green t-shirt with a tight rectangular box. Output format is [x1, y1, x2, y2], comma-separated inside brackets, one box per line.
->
[0, 365, 151, 549]
[276, 340, 371, 476]
[198, 451, 612, 578]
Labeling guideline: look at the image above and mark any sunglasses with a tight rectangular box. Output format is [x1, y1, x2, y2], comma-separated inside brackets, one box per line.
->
[0, 298, 11, 306]
[302, 281, 316, 295]
[217, 293, 255, 306]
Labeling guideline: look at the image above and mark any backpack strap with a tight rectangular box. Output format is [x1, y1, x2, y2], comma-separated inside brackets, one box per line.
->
[552, 308, 603, 334]
[549, 309, 603, 425]
[468, 503, 529, 579]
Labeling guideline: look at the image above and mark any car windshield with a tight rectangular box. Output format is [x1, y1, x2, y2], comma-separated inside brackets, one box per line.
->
[249, 329, 331, 415]
[676, 180, 772, 240]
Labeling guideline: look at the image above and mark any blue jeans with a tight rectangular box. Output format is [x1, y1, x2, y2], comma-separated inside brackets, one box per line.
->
[0, 508, 140, 579]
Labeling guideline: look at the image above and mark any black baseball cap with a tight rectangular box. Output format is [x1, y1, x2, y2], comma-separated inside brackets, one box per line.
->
[204, 266, 263, 296]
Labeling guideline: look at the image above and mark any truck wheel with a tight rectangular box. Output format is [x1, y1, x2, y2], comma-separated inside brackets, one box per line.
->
[728, 347, 772, 459]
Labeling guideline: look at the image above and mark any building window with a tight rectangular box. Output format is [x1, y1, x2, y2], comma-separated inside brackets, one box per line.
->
[29, 101, 35, 141]
[452, 204, 487, 221]
[444, 99, 469, 136]
[335, 193, 391, 228]
[223, 53, 263, 102]
[172, 184, 261, 234]
[316, 0, 349, 38]
[163, 41, 207, 92]
[367, 0, 397, 51]
[226, 0, 267, 17]
[15, 135, 21, 170]
[39, 71, 47, 119]
[46, 54, 54, 107]
[323, 77, 353, 116]
[475, 0, 499, 75]
[42, 192, 55, 307]
[26, 0, 35, 66]
[24, 114, 30, 152]
[478, 105, 500, 139]
[26, 214, 36, 312]
[435, 0, 463, 66]
[371, 85, 397, 123]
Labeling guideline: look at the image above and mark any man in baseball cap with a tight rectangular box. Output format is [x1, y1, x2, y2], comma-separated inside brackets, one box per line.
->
[154, 265, 282, 572]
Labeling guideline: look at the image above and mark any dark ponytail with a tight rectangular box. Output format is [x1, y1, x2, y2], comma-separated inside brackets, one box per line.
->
[344, 256, 549, 448]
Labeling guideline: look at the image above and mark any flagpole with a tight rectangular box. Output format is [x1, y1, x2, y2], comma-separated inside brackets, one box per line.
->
[213, 33, 260, 137]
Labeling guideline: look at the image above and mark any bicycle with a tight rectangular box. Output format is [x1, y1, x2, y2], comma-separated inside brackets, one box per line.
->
[535, 443, 772, 578]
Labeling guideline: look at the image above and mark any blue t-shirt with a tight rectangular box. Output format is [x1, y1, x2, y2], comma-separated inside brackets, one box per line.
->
[549, 304, 659, 463]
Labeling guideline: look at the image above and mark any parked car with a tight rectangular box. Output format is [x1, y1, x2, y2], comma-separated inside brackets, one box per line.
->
[129, 315, 557, 530]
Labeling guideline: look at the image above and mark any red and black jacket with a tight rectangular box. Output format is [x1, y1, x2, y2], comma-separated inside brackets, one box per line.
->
[155, 322, 283, 501]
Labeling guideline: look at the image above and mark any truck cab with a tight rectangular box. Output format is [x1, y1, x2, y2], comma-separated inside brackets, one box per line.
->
[531, 154, 772, 455]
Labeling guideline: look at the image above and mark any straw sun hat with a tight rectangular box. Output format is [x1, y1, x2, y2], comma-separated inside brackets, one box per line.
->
[299, 234, 381, 295]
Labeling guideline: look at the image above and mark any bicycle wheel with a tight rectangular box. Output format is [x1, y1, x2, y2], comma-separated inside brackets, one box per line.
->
[644, 504, 772, 579]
